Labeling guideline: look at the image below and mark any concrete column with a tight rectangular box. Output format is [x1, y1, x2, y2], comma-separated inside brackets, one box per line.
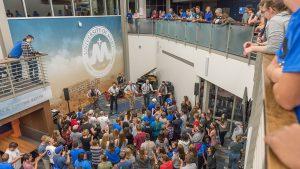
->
[120, 0, 130, 80]
[0, 0, 13, 59]
[166, 0, 171, 11]
[135, 0, 139, 12]
[202, 80, 211, 113]
[138, 0, 146, 18]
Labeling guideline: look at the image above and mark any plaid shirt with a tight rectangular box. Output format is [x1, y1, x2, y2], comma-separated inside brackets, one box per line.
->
[21, 41, 34, 57]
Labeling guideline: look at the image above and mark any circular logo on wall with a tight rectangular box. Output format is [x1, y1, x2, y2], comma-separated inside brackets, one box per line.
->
[82, 26, 116, 78]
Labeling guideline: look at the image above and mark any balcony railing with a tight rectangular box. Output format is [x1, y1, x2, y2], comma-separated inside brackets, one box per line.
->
[127, 19, 255, 62]
[0, 55, 49, 100]
[244, 53, 297, 169]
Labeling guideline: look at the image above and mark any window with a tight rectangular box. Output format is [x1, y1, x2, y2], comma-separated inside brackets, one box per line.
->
[3, 0, 25, 17]
[52, 0, 73, 16]
[74, 0, 91, 16]
[25, 0, 52, 17]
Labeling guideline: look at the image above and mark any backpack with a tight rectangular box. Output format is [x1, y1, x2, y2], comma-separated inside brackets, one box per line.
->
[9, 41, 23, 58]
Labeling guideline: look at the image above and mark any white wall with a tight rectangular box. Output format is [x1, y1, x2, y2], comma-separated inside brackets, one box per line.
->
[128, 35, 255, 103]
[128, 35, 157, 82]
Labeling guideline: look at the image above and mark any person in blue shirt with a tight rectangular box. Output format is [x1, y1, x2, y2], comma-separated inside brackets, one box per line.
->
[147, 98, 157, 113]
[150, 117, 163, 140]
[179, 9, 187, 19]
[112, 118, 122, 132]
[53, 145, 70, 169]
[105, 143, 121, 165]
[204, 6, 214, 22]
[142, 110, 155, 124]
[266, 1, 300, 122]
[197, 136, 211, 169]
[127, 9, 133, 24]
[74, 153, 92, 169]
[166, 110, 175, 122]
[8, 35, 33, 81]
[76, 107, 84, 120]
[0, 153, 14, 169]
[164, 8, 174, 20]
[70, 142, 85, 167]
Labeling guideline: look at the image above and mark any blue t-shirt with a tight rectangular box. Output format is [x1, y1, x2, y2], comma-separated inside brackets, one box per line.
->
[105, 147, 121, 164]
[142, 115, 155, 124]
[77, 111, 84, 119]
[70, 148, 85, 166]
[0, 162, 14, 169]
[116, 160, 133, 168]
[197, 143, 209, 156]
[9, 41, 23, 58]
[205, 12, 213, 22]
[164, 13, 173, 20]
[166, 114, 174, 121]
[276, 9, 300, 122]
[74, 160, 92, 169]
[180, 12, 187, 19]
[112, 123, 122, 132]
[53, 155, 68, 169]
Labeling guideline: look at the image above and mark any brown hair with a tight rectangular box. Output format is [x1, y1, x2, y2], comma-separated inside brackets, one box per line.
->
[259, 0, 288, 12]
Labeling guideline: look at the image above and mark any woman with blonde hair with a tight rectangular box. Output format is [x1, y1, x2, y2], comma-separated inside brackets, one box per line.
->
[125, 147, 135, 163]
[100, 133, 110, 150]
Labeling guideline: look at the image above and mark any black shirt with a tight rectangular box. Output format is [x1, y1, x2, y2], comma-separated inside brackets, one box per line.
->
[80, 136, 91, 151]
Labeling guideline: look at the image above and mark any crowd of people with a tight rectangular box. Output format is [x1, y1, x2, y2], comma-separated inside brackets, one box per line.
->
[0, 81, 246, 169]
[127, 5, 265, 26]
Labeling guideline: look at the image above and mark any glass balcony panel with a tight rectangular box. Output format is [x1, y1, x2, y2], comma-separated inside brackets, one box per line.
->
[196, 23, 211, 48]
[228, 25, 253, 56]
[211, 24, 229, 52]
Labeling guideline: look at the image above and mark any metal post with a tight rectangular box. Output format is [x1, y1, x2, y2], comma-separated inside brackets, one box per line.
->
[21, 0, 28, 17]
[209, 23, 213, 53]
[6, 64, 15, 96]
[230, 96, 237, 132]
[103, 0, 107, 15]
[116, 0, 120, 15]
[89, 0, 93, 16]
[39, 57, 46, 87]
[248, 26, 255, 64]
[184, 22, 187, 46]
[137, 19, 140, 36]
[195, 23, 198, 49]
[226, 24, 231, 58]
[213, 86, 218, 119]
[49, 0, 55, 16]
[71, 0, 76, 16]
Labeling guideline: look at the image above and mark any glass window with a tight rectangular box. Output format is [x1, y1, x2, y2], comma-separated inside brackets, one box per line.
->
[52, 0, 73, 16]
[25, 0, 52, 17]
[4, 0, 25, 17]
[215, 88, 234, 119]
[75, 0, 91, 16]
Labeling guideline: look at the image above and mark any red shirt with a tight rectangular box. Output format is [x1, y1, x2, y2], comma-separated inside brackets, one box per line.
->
[193, 119, 200, 127]
[134, 132, 146, 150]
[70, 119, 78, 127]
[160, 161, 173, 169]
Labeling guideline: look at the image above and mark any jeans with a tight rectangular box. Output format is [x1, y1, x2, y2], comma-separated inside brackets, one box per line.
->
[110, 96, 118, 112]
[11, 61, 22, 81]
[143, 93, 150, 106]
[42, 158, 50, 169]
[219, 131, 227, 146]
[229, 153, 240, 169]
[28, 59, 39, 82]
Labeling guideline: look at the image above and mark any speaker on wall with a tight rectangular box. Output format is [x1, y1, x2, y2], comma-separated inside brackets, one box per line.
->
[63, 88, 70, 101]
[194, 83, 200, 96]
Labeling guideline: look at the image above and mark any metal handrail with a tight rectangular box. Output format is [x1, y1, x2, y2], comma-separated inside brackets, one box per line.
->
[0, 55, 49, 100]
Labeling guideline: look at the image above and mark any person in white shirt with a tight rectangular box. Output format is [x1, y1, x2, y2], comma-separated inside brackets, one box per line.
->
[141, 79, 154, 107]
[124, 81, 139, 109]
[108, 83, 119, 113]
[87, 86, 101, 109]
[5, 142, 22, 169]
[45, 138, 56, 165]
[97, 111, 110, 131]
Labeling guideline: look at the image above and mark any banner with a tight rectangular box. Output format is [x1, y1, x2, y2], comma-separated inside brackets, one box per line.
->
[8, 16, 124, 112]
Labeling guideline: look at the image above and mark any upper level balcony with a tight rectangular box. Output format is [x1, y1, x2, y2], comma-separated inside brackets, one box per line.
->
[127, 19, 255, 64]
[0, 55, 52, 121]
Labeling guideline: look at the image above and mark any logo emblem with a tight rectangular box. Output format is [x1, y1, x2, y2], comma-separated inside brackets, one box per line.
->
[82, 26, 116, 78]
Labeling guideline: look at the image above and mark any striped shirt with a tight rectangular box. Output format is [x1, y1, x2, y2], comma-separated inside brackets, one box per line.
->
[90, 146, 101, 165]
[21, 41, 34, 57]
